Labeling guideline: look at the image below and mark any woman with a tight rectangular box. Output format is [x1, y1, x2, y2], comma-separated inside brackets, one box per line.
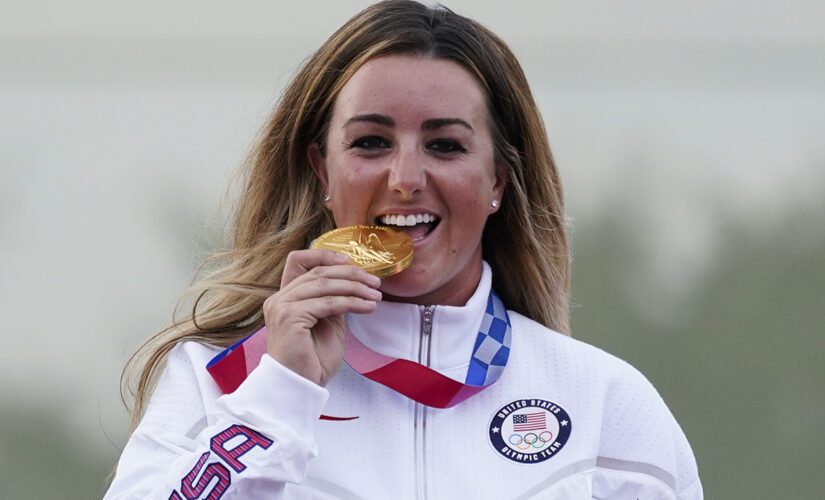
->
[106, 1, 702, 498]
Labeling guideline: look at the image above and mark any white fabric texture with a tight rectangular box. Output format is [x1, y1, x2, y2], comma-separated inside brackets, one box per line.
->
[105, 264, 702, 499]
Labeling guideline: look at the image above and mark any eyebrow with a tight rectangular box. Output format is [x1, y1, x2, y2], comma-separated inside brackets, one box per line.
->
[422, 118, 473, 132]
[344, 114, 395, 128]
[342, 114, 473, 132]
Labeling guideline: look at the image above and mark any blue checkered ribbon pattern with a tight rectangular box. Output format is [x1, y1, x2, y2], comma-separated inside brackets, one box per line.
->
[465, 291, 511, 386]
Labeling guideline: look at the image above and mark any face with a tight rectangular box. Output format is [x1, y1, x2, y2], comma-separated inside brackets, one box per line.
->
[309, 55, 506, 306]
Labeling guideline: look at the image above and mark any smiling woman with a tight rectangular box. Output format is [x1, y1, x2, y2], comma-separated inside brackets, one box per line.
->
[105, 1, 702, 499]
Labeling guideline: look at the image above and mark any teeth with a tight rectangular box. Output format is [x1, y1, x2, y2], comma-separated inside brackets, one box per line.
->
[379, 213, 437, 226]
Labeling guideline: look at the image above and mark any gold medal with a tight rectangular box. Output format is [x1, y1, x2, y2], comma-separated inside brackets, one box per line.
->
[312, 225, 413, 278]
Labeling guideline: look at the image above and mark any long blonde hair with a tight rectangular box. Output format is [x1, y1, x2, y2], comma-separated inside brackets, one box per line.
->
[123, 0, 570, 430]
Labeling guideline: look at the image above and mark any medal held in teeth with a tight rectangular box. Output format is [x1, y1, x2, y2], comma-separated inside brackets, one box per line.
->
[312, 225, 413, 278]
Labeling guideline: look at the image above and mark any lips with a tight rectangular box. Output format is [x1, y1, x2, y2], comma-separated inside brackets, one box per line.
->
[377, 213, 440, 241]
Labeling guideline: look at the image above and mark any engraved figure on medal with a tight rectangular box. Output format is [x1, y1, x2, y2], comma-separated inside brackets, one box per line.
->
[312, 225, 413, 278]
[343, 232, 394, 266]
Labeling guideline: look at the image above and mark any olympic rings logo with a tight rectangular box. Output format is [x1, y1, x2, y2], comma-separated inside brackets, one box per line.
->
[489, 400, 571, 464]
[507, 430, 554, 451]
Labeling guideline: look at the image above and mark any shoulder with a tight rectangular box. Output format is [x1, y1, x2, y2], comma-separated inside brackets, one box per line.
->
[138, 341, 224, 431]
[507, 311, 672, 436]
[159, 340, 233, 393]
[167, 339, 224, 368]
[508, 310, 649, 388]
[508, 311, 702, 498]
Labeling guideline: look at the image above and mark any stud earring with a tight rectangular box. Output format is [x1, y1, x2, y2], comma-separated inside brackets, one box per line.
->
[324, 194, 331, 202]
[491, 200, 499, 208]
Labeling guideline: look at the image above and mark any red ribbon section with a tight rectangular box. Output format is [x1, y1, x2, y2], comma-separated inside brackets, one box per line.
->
[207, 326, 494, 409]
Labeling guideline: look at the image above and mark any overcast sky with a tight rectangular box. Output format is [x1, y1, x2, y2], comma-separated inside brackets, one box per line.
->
[3, 0, 824, 41]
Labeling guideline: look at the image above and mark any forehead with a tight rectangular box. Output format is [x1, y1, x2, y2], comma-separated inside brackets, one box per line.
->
[331, 55, 488, 123]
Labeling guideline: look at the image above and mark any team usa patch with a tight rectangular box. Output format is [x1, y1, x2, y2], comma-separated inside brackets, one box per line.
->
[488, 399, 571, 464]
[169, 424, 274, 499]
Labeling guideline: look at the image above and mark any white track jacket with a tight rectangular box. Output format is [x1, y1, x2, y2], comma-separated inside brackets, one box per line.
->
[105, 264, 702, 499]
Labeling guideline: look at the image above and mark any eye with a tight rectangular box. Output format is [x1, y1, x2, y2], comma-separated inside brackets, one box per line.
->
[426, 139, 467, 154]
[349, 136, 390, 150]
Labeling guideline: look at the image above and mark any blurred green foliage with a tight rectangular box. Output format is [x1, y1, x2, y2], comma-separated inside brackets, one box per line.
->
[0, 404, 115, 499]
[572, 209, 825, 498]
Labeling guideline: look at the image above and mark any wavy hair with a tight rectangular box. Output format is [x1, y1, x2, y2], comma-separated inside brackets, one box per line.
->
[123, 0, 570, 430]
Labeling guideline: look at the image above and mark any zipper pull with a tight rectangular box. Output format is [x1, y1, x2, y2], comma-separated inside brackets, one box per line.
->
[422, 305, 434, 336]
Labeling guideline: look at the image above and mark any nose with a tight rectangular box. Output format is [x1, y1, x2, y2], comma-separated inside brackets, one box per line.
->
[387, 148, 426, 200]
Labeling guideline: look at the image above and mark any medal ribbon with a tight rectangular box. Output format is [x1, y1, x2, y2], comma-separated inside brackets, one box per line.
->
[206, 291, 511, 409]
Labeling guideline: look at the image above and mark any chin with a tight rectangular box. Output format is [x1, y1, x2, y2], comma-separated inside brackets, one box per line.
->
[379, 271, 437, 304]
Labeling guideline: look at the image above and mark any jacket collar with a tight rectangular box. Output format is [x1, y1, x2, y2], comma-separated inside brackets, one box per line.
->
[346, 262, 493, 377]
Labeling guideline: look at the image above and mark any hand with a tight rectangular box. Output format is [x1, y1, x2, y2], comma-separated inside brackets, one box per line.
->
[262, 249, 382, 386]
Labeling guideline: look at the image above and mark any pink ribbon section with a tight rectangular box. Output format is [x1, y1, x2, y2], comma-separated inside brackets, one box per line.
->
[207, 327, 490, 409]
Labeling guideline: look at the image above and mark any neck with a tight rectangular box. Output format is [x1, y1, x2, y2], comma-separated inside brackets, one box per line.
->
[380, 262, 484, 307]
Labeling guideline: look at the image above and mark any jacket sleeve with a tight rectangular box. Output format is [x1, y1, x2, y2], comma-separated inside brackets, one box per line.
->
[104, 342, 328, 500]
[592, 358, 703, 500]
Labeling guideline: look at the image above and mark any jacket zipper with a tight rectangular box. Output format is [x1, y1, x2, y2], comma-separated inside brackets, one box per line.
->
[414, 305, 435, 500]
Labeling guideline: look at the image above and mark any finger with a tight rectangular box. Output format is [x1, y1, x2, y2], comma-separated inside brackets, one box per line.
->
[282, 262, 381, 293]
[285, 277, 383, 303]
[270, 295, 378, 329]
[302, 295, 380, 318]
[281, 249, 352, 285]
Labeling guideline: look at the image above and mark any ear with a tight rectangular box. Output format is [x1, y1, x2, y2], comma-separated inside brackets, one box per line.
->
[490, 161, 509, 213]
[307, 142, 330, 197]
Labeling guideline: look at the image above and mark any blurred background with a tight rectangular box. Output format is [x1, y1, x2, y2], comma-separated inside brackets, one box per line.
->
[1, 0, 823, 498]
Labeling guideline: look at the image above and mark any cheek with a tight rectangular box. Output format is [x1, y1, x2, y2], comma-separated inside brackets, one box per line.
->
[328, 162, 367, 196]
[444, 186, 493, 237]
[444, 169, 496, 208]
[330, 157, 382, 183]
[327, 162, 381, 224]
